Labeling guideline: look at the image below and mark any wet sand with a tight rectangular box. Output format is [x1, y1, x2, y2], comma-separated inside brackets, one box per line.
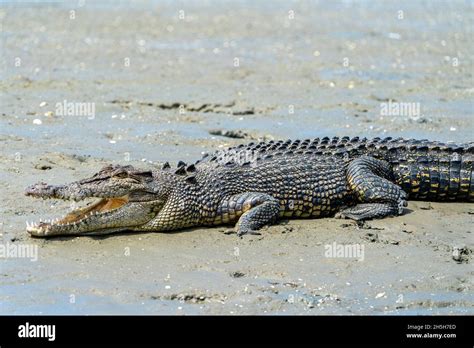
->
[0, 1, 473, 314]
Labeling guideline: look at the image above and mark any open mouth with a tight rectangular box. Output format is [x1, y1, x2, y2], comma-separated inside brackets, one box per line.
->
[26, 195, 130, 236]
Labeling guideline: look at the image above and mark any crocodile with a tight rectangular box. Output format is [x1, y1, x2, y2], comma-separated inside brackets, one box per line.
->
[25, 136, 474, 237]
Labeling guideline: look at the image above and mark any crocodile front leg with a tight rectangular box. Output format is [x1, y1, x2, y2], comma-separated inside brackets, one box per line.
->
[337, 156, 407, 221]
[219, 192, 280, 236]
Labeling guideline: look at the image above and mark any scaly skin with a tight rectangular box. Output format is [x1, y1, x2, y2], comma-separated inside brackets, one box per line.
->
[25, 136, 474, 237]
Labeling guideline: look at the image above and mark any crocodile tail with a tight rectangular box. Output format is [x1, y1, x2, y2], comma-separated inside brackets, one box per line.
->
[392, 148, 474, 202]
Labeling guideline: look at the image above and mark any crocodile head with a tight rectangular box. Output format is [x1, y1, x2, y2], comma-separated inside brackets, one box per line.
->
[25, 164, 169, 237]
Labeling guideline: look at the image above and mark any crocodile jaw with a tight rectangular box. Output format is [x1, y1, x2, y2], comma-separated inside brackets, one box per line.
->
[25, 196, 162, 237]
[26, 196, 123, 236]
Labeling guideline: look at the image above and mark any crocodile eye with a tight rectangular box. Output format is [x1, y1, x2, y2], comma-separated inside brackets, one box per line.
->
[113, 172, 128, 179]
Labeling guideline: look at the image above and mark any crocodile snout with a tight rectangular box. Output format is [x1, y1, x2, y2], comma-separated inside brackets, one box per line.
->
[25, 182, 58, 198]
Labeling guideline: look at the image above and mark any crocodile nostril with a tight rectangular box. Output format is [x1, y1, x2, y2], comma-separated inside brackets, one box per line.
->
[25, 182, 55, 197]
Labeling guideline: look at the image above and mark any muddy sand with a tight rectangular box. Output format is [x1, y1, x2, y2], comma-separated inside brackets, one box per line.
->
[0, 1, 473, 314]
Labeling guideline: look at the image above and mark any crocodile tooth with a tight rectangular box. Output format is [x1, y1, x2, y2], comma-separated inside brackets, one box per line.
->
[26, 221, 31, 228]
